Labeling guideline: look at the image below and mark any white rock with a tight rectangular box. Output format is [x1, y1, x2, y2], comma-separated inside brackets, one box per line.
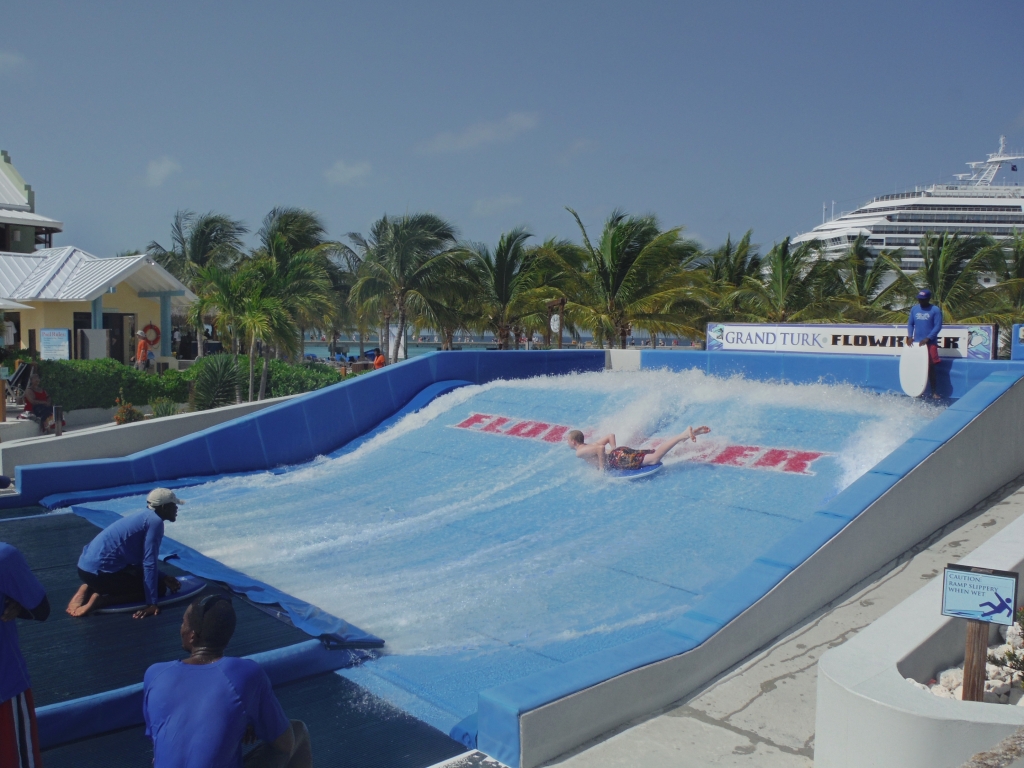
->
[985, 691, 1003, 704]
[987, 663, 1003, 679]
[931, 685, 955, 699]
[954, 685, 964, 700]
[1001, 624, 1010, 641]
[906, 677, 930, 692]
[940, 668, 964, 690]
[985, 680, 1011, 697]
[1008, 624, 1024, 650]
[1010, 687, 1024, 706]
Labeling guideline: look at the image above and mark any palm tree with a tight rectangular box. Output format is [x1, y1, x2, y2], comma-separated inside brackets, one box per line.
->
[889, 232, 1002, 323]
[148, 210, 248, 357]
[987, 231, 1024, 342]
[350, 214, 460, 363]
[463, 227, 548, 349]
[563, 208, 701, 348]
[831, 236, 902, 322]
[732, 237, 836, 323]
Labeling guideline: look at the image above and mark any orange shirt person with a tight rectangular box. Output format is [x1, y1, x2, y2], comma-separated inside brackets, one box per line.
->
[373, 351, 386, 370]
[135, 330, 151, 371]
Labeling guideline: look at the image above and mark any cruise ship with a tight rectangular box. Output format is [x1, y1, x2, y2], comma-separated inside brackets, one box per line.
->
[791, 137, 1024, 269]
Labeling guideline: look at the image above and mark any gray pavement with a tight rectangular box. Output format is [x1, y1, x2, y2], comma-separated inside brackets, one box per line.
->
[543, 471, 1024, 768]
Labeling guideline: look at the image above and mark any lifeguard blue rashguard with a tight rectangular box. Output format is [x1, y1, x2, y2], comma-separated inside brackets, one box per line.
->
[143, 657, 290, 768]
[78, 509, 164, 606]
[0, 542, 47, 703]
[908, 304, 943, 344]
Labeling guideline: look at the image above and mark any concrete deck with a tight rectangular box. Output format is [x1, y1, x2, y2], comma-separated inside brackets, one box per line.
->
[538, 471, 1024, 768]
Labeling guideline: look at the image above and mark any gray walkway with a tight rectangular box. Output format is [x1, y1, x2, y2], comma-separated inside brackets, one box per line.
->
[543, 472, 1024, 767]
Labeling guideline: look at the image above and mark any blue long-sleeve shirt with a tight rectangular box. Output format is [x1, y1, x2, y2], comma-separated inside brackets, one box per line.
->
[908, 304, 943, 344]
[78, 510, 164, 606]
[1, 542, 47, 703]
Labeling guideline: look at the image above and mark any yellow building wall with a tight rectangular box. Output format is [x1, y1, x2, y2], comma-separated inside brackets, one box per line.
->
[17, 283, 163, 350]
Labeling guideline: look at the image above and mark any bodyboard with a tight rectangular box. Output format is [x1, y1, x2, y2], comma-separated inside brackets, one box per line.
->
[899, 344, 930, 397]
[94, 574, 206, 614]
[604, 462, 664, 480]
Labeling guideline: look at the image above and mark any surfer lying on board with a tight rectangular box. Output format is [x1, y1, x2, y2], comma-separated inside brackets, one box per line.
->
[567, 427, 711, 471]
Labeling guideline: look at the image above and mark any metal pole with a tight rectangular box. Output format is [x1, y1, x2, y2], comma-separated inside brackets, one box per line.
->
[53, 405, 63, 437]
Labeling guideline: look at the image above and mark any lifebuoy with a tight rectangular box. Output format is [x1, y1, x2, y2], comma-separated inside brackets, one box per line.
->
[142, 324, 161, 345]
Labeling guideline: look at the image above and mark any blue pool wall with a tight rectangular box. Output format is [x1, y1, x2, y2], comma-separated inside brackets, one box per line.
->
[9, 350, 605, 508]
[13, 349, 1024, 766]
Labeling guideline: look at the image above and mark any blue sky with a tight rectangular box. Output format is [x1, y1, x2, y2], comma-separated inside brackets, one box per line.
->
[2, 1, 1022, 256]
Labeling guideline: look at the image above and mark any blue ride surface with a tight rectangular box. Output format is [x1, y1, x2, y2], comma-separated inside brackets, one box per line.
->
[72, 369, 939, 739]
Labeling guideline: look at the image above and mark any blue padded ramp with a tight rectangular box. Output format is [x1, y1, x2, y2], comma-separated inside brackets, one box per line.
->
[69, 505, 383, 647]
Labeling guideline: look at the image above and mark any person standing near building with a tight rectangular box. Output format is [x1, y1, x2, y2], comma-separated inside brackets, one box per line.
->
[906, 289, 943, 398]
[1, 542, 50, 768]
[135, 330, 151, 371]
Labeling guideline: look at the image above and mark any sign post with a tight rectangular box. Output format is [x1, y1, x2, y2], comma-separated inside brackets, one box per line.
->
[942, 564, 1019, 702]
[547, 298, 565, 350]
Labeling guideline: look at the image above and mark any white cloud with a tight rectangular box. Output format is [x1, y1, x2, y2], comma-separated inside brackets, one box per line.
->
[472, 195, 523, 218]
[419, 112, 539, 154]
[558, 138, 598, 165]
[145, 156, 182, 188]
[324, 159, 371, 186]
[0, 50, 27, 76]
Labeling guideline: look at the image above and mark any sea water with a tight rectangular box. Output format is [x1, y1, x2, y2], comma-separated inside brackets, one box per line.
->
[84, 369, 940, 731]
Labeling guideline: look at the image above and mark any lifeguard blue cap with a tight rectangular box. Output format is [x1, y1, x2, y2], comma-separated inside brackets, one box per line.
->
[917, 289, 932, 300]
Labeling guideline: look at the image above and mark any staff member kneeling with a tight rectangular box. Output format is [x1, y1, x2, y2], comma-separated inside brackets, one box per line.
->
[144, 595, 311, 768]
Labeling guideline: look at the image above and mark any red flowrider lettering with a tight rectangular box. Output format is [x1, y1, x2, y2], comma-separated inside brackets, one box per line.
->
[455, 413, 491, 430]
[542, 425, 570, 443]
[753, 448, 826, 475]
[450, 413, 828, 475]
[506, 421, 551, 438]
[481, 417, 511, 433]
[710, 445, 761, 467]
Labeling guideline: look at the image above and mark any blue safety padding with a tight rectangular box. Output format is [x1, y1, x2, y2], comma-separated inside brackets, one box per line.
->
[386, 356, 434, 407]
[256, 401, 317, 467]
[1013, 325, 1024, 361]
[819, 472, 901, 520]
[450, 713, 478, 749]
[708, 351, 784, 380]
[141, 432, 217, 483]
[870, 438, 943, 477]
[947, 377, 1019, 413]
[16, 457, 134, 507]
[478, 351, 549, 382]
[911, 407, 982, 443]
[69, 505, 383, 648]
[431, 353, 480, 383]
[35, 639, 370, 749]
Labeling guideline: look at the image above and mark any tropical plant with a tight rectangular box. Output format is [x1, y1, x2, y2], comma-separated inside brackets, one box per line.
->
[148, 397, 179, 418]
[350, 213, 460, 363]
[463, 227, 548, 349]
[114, 389, 144, 425]
[563, 208, 701, 348]
[190, 353, 243, 411]
[148, 211, 248, 356]
[831, 236, 902, 322]
[731, 237, 836, 323]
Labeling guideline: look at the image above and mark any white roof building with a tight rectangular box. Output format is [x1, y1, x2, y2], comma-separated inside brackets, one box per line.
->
[0, 150, 62, 251]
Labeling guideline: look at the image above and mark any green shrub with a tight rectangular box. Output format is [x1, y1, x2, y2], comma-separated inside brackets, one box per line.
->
[149, 397, 179, 418]
[34, 354, 342, 412]
[37, 358, 189, 411]
[190, 354, 242, 411]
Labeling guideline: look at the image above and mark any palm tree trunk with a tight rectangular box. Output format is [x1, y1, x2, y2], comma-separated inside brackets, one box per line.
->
[357, 331, 364, 357]
[393, 309, 406, 364]
[381, 317, 391, 364]
[196, 321, 205, 358]
[248, 337, 257, 402]
[258, 345, 270, 400]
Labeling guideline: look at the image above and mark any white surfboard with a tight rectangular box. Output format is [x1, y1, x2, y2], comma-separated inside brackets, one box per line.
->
[899, 344, 929, 397]
[604, 462, 664, 481]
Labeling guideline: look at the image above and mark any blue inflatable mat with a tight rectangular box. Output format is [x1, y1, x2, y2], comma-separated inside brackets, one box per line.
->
[605, 462, 663, 480]
[70, 506, 383, 648]
[94, 574, 206, 614]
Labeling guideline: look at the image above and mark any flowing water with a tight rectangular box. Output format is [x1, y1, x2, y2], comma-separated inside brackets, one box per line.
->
[83, 369, 940, 731]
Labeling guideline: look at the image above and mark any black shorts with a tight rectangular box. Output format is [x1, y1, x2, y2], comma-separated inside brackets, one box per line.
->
[77, 566, 167, 601]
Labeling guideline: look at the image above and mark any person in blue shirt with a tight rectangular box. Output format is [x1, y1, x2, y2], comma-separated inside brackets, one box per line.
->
[68, 487, 183, 619]
[143, 595, 311, 768]
[906, 288, 944, 398]
[0, 542, 50, 768]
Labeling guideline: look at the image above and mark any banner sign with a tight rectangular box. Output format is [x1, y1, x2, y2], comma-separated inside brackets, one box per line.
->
[942, 564, 1018, 626]
[40, 328, 70, 360]
[706, 323, 995, 359]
